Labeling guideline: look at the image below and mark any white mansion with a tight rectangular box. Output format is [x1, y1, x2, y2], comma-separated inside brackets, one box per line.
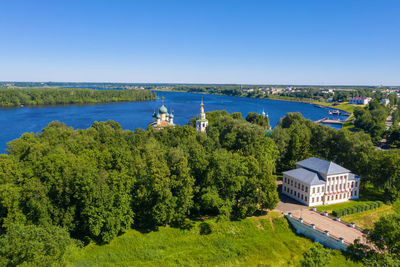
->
[282, 157, 360, 206]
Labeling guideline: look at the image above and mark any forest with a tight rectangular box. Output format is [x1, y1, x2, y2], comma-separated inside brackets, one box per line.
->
[0, 111, 399, 265]
[0, 88, 156, 107]
[0, 111, 278, 265]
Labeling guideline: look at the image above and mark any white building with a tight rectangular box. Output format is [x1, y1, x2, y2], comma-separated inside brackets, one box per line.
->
[196, 100, 208, 133]
[282, 157, 360, 206]
[349, 97, 372, 105]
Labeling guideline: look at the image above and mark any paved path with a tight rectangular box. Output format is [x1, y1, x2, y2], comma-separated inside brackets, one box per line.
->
[275, 183, 366, 244]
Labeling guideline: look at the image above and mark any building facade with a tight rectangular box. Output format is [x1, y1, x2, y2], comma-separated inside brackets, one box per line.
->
[196, 100, 208, 133]
[282, 157, 360, 206]
[349, 97, 372, 105]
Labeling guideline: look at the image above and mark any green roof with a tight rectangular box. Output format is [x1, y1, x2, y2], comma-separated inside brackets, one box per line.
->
[196, 119, 208, 122]
[159, 105, 168, 114]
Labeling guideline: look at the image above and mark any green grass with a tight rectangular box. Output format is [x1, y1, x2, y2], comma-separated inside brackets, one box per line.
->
[66, 213, 361, 266]
[342, 204, 395, 229]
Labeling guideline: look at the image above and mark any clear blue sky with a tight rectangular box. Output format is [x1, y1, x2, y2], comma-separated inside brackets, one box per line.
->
[1, 0, 399, 85]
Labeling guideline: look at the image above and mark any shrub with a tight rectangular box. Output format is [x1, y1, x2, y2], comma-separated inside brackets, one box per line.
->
[331, 201, 383, 217]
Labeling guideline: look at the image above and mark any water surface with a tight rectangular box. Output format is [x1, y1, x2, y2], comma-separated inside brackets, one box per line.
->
[0, 91, 346, 152]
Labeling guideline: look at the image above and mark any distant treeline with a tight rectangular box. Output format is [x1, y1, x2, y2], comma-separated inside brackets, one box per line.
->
[0, 88, 156, 107]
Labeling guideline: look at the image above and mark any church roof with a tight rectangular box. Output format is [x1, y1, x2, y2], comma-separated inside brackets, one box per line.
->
[159, 105, 168, 114]
[296, 157, 350, 175]
[283, 168, 326, 186]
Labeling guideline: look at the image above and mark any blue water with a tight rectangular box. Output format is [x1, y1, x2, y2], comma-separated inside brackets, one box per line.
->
[0, 91, 346, 152]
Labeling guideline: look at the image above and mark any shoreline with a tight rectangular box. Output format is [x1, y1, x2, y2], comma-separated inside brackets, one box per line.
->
[0, 98, 157, 109]
[153, 89, 353, 113]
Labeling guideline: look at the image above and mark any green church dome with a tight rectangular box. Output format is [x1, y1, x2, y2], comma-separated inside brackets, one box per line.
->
[156, 113, 161, 119]
[159, 105, 168, 114]
[169, 113, 174, 118]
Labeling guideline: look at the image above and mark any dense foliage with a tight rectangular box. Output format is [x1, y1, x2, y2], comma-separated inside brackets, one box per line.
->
[272, 113, 400, 202]
[301, 243, 331, 267]
[0, 224, 76, 266]
[0, 111, 278, 249]
[346, 210, 400, 266]
[245, 112, 270, 129]
[0, 88, 156, 107]
[353, 100, 389, 144]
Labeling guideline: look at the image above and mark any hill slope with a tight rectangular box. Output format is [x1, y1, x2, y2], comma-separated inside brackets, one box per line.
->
[66, 213, 361, 266]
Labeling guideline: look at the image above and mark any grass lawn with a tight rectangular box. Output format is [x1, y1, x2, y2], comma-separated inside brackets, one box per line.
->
[342, 204, 395, 229]
[66, 212, 361, 267]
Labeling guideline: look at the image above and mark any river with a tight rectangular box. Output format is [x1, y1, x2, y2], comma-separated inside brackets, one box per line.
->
[0, 91, 347, 152]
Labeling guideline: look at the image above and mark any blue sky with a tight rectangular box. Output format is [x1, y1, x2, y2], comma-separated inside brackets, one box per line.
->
[0, 0, 399, 85]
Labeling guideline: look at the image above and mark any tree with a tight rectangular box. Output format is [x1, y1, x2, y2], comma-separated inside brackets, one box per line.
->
[246, 112, 270, 129]
[368, 214, 400, 254]
[0, 224, 76, 266]
[300, 243, 331, 267]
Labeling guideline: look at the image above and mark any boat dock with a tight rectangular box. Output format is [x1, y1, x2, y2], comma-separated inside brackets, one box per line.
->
[315, 118, 346, 125]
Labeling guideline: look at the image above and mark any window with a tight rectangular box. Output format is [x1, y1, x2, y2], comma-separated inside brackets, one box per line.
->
[327, 196, 330, 201]
[312, 188, 315, 194]
[340, 184, 342, 190]
[355, 191, 358, 196]
[290, 189, 293, 194]
[312, 197, 314, 203]
[295, 181, 297, 187]
[328, 177, 330, 182]
[291, 180, 293, 186]
[284, 177, 286, 183]
[336, 195, 338, 200]
[355, 182, 358, 187]
[301, 194, 303, 200]
[316, 197, 319, 202]
[317, 187, 320, 193]
[331, 185, 334, 191]
[321, 187, 324, 193]
[305, 196, 308, 202]
[336, 185, 338, 190]
[302, 185, 304, 191]
[305, 187, 308, 193]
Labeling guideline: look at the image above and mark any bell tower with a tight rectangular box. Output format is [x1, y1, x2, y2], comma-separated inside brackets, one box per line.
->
[196, 99, 208, 133]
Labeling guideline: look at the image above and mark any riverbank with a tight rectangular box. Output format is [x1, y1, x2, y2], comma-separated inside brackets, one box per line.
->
[0, 88, 156, 107]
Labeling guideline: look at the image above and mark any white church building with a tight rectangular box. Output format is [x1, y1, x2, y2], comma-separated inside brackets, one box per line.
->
[196, 99, 208, 133]
[282, 157, 360, 206]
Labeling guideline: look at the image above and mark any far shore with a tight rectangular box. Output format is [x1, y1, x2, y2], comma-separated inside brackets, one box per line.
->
[152, 88, 355, 114]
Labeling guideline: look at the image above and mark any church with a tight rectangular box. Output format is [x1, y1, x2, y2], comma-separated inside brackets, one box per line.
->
[196, 99, 208, 133]
[150, 99, 209, 132]
[150, 103, 174, 129]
